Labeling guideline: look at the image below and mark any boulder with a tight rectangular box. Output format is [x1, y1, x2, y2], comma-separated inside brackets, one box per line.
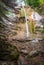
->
[29, 50, 39, 57]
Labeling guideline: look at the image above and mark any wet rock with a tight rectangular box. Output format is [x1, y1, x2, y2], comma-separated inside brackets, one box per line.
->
[31, 39, 39, 43]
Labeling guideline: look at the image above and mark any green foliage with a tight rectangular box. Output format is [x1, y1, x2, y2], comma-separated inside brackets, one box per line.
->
[41, 26, 44, 33]
[31, 22, 35, 33]
[25, 0, 44, 7]
[39, 0, 44, 4]
[20, 8, 25, 17]
[25, 0, 44, 15]
[25, 0, 40, 8]
[39, 62, 44, 65]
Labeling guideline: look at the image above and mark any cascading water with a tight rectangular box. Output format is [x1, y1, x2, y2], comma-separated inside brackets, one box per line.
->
[22, 4, 30, 37]
[17, 0, 30, 37]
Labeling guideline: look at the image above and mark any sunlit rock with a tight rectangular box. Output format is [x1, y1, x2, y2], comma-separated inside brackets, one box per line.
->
[31, 12, 43, 21]
[21, 48, 28, 54]
[6, 12, 16, 20]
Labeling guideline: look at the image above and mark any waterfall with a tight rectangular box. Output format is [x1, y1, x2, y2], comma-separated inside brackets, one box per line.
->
[22, 6, 30, 37]
[17, 0, 30, 37]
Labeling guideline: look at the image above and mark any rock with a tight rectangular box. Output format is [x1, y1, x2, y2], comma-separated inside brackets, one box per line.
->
[31, 12, 43, 21]
[29, 50, 39, 57]
[20, 48, 28, 54]
[40, 50, 44, 57]
[31, 39, 39, 43]
[38, 49, 44, 57]
[39, 38, 44, 42]
[0, 36, 19, 61]
[21, 50, 28, 54]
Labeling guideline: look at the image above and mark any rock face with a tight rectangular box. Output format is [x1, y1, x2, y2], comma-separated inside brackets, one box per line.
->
[31, 12, 43, 21]
[11, 38, 44, 65]
[29, 50, 39, 57]
[0, 1, 44, 64]
[0, 32, 19, 61]
[0, 22, 44, 65]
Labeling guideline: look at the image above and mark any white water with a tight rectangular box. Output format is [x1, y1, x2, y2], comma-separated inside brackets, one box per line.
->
[22, 6, 29, 37]
[15, 0, 29, 37]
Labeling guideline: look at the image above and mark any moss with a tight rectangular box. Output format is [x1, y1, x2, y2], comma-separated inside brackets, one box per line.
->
[41, 26, 44, 33]
[39, 62, 44, 65]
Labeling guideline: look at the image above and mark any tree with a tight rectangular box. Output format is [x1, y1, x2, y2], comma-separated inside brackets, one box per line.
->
[25, 0, 44, 8]
[24, 0, 44, 15]
[25, 0, 40, 8]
